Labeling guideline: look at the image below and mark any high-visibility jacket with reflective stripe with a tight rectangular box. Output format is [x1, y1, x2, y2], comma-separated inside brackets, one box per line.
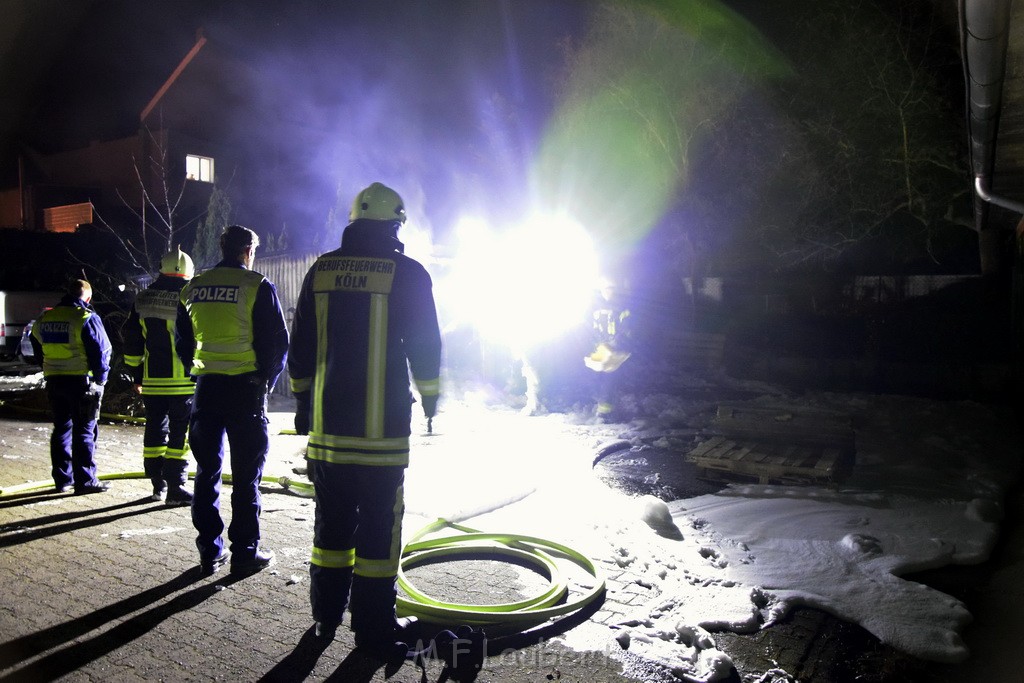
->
[124, 276, 194, 396]
[180, 267, 264, 376]
[32, 298, 111, 381]
[593, 300, 631, 352]
[288, 231, 441, 467]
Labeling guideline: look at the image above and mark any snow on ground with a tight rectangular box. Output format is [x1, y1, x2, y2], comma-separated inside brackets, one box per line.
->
[399, 388, 1020, 682]
[0, 370, 44, 392]
[5, 366, 1020, 682]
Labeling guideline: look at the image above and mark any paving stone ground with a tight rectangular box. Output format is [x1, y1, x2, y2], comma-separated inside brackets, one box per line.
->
[1, 386, 1018, 683]
[0, 404, 653, 683]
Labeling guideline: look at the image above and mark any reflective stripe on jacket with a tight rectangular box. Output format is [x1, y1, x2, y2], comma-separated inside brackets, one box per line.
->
[288, 230, 441, 467]
[181, 267, 264, 376]
[34, 305, 90, 376]
[125, 279, 194, 396]
[32, 298, 111, 382]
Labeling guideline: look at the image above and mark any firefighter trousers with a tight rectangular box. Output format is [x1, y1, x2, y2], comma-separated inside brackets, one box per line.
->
[142, 393, 192, 489]
[309, 461, 405, 638]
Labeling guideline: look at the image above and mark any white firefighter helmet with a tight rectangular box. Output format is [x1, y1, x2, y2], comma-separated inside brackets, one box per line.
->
[349, 182, 407, 224]
[160, 246, 195, 279]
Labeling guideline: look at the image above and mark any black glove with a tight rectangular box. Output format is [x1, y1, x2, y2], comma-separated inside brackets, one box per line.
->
[294, 391, 311, 435]
[421, 394, 438, 419]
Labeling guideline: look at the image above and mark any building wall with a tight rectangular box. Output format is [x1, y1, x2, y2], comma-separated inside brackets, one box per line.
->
[993, 0, 1024, 197]
[0, 189, 21, 228]
[40, 135, 144, 207]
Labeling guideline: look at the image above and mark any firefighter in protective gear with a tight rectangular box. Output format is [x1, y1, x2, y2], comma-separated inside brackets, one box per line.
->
[176, 225, 289, 576]
[124, 246, 196, 505]
[585, 276, 632, 422]
[30, 279, 112, 494]
[289, 182, 441, 659]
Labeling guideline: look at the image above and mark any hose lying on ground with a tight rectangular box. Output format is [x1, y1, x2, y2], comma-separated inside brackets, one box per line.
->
[0, 471, 605, 632]
[0, 471, 314, 497]
[397, 517, 605, 630]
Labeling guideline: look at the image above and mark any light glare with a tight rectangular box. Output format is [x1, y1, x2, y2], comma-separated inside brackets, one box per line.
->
[442, 213, 598, 349]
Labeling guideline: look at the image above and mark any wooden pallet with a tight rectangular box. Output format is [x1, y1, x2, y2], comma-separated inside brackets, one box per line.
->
[686, 435, 852, 486]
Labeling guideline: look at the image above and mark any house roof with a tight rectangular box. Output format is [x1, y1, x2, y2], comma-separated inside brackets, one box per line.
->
[140, 31, 208, 124]
[134, 29, 267, 144]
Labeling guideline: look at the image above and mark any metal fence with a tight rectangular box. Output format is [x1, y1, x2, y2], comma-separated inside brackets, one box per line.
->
[255, 251, 318, 395]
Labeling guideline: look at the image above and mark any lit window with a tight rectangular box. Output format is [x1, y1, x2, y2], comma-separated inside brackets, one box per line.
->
[185, 154, 215, 183]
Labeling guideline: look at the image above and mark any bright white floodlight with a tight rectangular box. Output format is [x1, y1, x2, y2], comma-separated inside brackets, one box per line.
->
[442, 213, 599, 350]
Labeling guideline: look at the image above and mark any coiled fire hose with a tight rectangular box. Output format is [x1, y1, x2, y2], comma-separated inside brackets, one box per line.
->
[0, 470, 606, 631]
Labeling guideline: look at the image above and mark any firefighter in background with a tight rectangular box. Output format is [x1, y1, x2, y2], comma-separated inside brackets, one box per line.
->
[176, 226, 289, 576]
[30, 278, 112, 494]
[124, 247, 196, 505]
[289, 182, 441, 661]
[584, 276, 632, 422]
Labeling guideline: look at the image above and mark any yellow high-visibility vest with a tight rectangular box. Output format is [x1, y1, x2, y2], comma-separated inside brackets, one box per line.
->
[181, 267, 264, 375]
[33, 305, 91, 377]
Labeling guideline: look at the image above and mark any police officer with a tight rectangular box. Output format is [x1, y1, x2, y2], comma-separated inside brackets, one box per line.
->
[30, 278, 112, 494]
[289, 183, 441, 659]
[176, 226, 289, 576]
[124, 247, 197, 505]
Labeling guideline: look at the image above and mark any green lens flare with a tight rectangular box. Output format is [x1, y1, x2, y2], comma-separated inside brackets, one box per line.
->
[532, 0, 790, 252]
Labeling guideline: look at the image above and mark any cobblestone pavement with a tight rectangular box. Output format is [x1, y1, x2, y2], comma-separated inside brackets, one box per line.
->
[1, 386, 1017, 683]
[0, 402, 660, 683]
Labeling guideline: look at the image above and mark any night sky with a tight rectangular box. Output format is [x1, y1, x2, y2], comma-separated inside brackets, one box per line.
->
[1, 0, 968, 266]
[1, 0, 592, 241]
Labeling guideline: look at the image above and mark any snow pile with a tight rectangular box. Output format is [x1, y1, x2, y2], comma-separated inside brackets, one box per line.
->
[0, 371, 43, 392]
[667, 489, 981, 662]
[616, 623, 735, 682]
[593, 393, 1019, 677]
[398, 390, 1018, 681]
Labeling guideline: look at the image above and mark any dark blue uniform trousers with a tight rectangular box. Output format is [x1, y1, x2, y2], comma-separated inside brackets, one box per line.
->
[189, 374, 269, 563]
[310, 462, 405, 639]
[46, 375, 102, 490]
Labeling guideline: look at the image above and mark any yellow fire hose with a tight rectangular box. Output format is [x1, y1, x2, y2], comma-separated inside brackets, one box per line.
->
[1, 399, 606, 627]
[396, 518, 605, 629]
[0, 470, 605, 632]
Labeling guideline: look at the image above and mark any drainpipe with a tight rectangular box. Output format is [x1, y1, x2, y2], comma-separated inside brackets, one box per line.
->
[960, 0, 1017, 275]
[975, 176, 1024, 216]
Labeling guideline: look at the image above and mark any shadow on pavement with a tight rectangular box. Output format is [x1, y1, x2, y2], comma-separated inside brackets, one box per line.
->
[257, 625, 334, 683]
[0, 490, 74, 510]
[323, 649, 391, 683]
[485, 588, 606, 652]
[0, 497, 154, 549]
[0, 568, 225, 681]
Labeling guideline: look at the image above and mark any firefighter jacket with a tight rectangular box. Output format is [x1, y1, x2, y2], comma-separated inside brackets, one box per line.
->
[31, 295, 112, 383]
[175, 260, 289, 389]
[124, 275, 194, 396]
[592, 295, 631, 352]
[288, 220, 442, 468]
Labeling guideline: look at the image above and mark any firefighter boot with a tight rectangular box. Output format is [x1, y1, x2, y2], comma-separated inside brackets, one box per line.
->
[144, 457, 166, 501]
[351, 579, 409, 665]
[163, 458, 193, 507]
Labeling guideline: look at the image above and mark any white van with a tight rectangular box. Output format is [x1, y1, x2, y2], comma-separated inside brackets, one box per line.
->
[0, 291, 61, 361]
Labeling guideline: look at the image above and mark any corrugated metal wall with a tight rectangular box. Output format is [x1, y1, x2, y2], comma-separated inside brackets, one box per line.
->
[255, 251, 318, 395]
